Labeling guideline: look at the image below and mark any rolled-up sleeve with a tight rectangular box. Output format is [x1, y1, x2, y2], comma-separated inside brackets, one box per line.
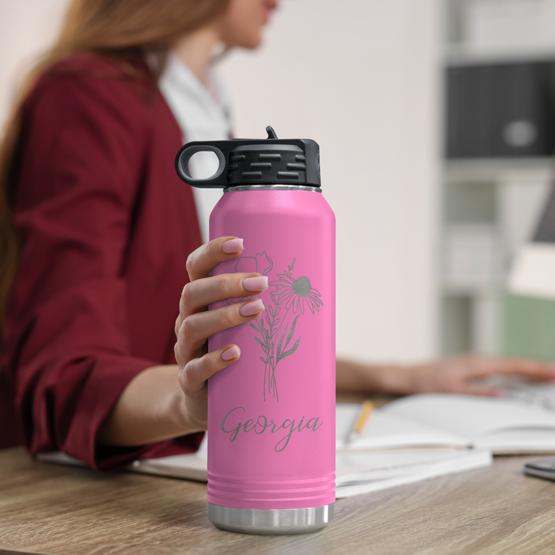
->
[4, 68, 167, 469]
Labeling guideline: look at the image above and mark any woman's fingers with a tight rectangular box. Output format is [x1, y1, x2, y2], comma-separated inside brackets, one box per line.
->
[456, 383, 505, 397]
[465, 357, 555, 382]
[178, 344, 241, 395]
[179, 272, 269, 318]
[175, 297, 265, 363]
[186, 236, 244, 281]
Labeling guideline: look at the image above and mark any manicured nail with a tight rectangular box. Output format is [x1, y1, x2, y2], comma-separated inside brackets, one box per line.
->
[492, 389, 506, 398]
[240, 298, 265, 317]
[222, 237, 244, 254]
[221, 345, 241, 361]
[243, 275, 269, 292]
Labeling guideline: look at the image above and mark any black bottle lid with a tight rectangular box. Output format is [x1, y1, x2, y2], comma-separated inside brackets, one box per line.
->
[175, 126, 321, 189]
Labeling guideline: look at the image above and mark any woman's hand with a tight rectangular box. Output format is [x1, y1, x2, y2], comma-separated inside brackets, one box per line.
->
[403, 354, 555, 396]
[337, 354, 555, 397]
[97, 236, 267, 447]
[174, 236, 268, 431]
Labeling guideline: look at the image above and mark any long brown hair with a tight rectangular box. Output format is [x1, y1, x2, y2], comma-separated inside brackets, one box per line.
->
[0, 0, 230, 341]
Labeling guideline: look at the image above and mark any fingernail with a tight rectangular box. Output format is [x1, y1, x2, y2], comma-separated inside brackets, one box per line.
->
[222, 345, 241, 361]
[240, 298, 265, 316]
[222, 237, 244, 254]
[243, 275, 269, 292]
[492, 389, 506, 398]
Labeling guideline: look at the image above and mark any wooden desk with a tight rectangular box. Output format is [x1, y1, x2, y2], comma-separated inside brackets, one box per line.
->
[0, 448, 554, 555]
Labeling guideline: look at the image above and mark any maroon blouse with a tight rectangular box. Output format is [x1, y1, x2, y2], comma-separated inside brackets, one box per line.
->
[1, 53, 204, 469]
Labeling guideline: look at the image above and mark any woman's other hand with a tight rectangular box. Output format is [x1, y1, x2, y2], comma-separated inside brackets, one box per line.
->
[337, 354, 555, 397]
[403, 354, 555, 396]
[174, 236, 268, 430]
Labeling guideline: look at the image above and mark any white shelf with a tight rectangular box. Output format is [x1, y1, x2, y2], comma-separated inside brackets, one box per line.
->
[442, 283, 500, 295]
[444, 44, 555, 66]
[445, 158, 554, 184]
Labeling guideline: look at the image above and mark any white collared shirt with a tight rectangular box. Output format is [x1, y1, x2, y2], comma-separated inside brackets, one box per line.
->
[158, 53, 232, 243]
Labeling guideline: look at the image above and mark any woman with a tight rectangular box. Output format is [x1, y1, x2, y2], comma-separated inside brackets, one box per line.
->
[1, 0, 554, 468]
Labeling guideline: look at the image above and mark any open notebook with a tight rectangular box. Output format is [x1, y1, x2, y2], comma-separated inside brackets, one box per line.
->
[128, 435, 491, 499]
[38, 395, 508, 498]
[338, 394, 555, 454]
[39, 431, 490, 499]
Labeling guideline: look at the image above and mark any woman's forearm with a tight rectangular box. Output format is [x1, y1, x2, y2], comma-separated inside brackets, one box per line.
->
[336, 356, 412, 395]
[97, 364, 195, 446]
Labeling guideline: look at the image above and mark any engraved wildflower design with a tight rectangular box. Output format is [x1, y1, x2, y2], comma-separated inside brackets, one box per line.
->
[246, 253, 324, 402]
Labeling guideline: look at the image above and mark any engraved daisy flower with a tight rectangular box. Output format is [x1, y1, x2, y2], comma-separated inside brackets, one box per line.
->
[270, 273, 323, 315]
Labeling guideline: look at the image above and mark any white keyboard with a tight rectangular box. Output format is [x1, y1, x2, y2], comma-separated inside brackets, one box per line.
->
[500, 381, 555, 411]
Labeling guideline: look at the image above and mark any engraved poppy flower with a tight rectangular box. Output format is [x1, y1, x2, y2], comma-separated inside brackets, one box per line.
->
[214, 251, 274, 307]
[233, 251, 273, 275]
[270, 273, 323, 315]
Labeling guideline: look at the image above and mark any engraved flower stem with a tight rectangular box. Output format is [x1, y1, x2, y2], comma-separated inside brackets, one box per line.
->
[252, 257, 312, 403]
[265, 299, 283, 401]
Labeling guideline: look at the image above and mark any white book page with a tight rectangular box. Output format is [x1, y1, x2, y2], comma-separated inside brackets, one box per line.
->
[473, 429, 555, 454]
[382, 394, 555, 443]
[336, 449, 492, 498]
[131, 434, 208, 481]
[337, 403, 467, 450]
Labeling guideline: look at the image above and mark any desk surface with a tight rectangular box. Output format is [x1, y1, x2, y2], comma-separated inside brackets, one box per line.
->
[1, 448, 555, 555]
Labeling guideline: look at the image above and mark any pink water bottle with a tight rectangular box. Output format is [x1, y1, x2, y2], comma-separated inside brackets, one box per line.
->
[176, 127, 335, 534]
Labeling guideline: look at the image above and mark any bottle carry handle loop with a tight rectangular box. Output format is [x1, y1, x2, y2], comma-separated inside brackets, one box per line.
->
[175, 143, 229, 189]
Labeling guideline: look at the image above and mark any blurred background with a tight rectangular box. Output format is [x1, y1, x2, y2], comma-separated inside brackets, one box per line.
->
[1, 0, 554, 366]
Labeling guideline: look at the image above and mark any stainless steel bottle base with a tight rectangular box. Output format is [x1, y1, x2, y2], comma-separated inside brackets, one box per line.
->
[208, 503, 334, 535]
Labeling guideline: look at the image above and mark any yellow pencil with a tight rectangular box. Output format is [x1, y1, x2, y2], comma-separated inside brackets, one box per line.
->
[347, 400, 375, 444]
